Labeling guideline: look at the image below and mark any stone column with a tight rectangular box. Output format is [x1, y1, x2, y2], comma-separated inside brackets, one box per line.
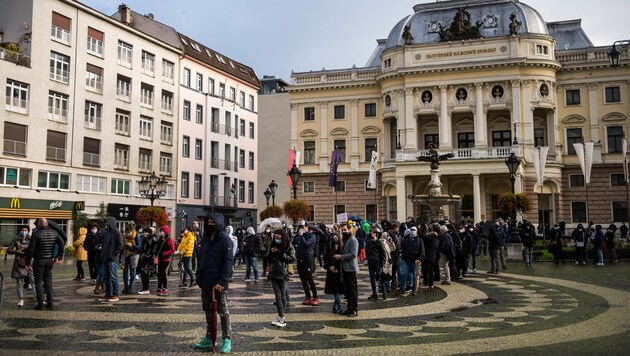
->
[547, 110, 558, 154]
[588, 83, 600, 143]
[319, 102, 329, 171]
[522, 80, 534, 146]
[404, 88, 417, 150]
[290, 103, 298, 153]
[350, 99, 359, 170]
[474, 83, 488, 148]
[439, 85, 451, 149]
[383, 118, 391, 159]
[396, 176, 407, 223]
[473, 174, 481, 223]
[511, 80, 522, 144]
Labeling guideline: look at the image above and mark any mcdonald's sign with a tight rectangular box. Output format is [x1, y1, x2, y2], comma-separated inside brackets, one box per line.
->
[10, 198, 20, 209]
[75, 201, 85, 211]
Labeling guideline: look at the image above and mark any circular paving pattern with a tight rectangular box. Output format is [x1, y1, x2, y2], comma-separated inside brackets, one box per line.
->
[0, 264, 629, 355]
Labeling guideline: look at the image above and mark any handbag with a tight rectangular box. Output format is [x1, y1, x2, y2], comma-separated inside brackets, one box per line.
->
[154, 239, 167, 265]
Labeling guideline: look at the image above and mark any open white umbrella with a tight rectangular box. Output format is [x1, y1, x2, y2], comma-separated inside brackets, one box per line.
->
[257, 217, 283, 233]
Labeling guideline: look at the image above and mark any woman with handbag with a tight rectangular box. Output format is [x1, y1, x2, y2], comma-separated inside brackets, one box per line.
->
[7, 225, 34, 307]
[156, 225, 175, 295]
[137, 227, 159, 295]
[267, 228, 295, 328]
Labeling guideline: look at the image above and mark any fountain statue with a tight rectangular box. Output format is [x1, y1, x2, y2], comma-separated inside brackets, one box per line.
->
[408, 144, 463, 221]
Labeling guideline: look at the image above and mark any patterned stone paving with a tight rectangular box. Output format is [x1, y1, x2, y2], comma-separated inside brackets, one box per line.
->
[1, 260, 629, 355]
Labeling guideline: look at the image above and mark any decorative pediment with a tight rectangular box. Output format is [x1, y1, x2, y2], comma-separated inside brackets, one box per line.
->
[562, 115, 586, 124]
[300, 129, 318, 138]
[330, 127, 349, 136]
[602, 112, 626, 121]
[421, 119, 439, 128]
[454, 118, 474, 126]
[489, 116, 510, 125]
[361, 126, 381, 135]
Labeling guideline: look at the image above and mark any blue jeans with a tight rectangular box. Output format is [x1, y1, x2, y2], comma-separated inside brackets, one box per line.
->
[333, 293, 341, 309]
[105, 260, 119, 297]
[596, 249, 604, 264]
[368, 263, 381, 295]
[399, 261, 417, 292]
[182, 256, 194, 283]
[123, 254, 139, 290]
[245, 255, 259, 280]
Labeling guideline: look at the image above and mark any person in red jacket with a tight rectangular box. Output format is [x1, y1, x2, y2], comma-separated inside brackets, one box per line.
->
[156, 225, 175, 296]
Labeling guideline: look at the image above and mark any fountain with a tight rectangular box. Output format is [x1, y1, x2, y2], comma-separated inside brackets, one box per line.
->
[407, 144, 463, 221]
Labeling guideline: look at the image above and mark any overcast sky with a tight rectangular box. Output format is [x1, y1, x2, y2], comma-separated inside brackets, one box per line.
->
[81, 0, 630, 82]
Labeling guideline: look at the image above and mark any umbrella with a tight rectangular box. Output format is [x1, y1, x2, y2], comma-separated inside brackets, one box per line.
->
[209, 287, 218, 352]
[347, 215, 363, 222]
[33, 219, 67, 243]
[257, 217, 283, 233]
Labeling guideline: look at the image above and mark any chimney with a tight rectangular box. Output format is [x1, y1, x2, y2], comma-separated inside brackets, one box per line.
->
[119, 4, 132, 25]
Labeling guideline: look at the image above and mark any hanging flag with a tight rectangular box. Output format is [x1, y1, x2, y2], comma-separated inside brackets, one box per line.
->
[328, 150, 341, 187]
[230, 183, 235, 195]
[288, 148, 296, 187]
[573, 142, 594, 184]
[623, 138, 629, 183]
[529, 146, 549, 188]
[367, 151, 379, 189]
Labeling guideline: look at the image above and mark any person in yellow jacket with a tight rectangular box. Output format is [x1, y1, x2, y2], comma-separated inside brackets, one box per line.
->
[73, 227, 88, 281]
[177, 226, 196, 287]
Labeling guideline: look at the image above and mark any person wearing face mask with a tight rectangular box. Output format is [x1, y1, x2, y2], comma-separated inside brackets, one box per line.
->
[177, 226, 196, 287]
[519, 220, 535, 267]
[138, 227, 159, 295]
[155, 225, 175, 296]
[122, 225, 141, 294]
[334, 223, 358, 317]
[242, 226, 262, 282]
[468, 225, 479, 273]
[71, 227, 87, 281]
[267, 229, 296, 328]
[572, 223, 588, 265]
[84, 225, 98, 283]
[456, 226, 472, 278]
[324, 230, 344, 313]
[99, 217, 124, 303]
[261, 225, 273, 277]
[195, 213, 234, 353]
[593, 225, 605, 266]
[8, 225, 35, 307]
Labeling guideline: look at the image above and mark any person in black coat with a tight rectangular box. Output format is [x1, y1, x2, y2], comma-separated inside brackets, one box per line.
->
[520, 220, 535, 267]
[548, 224, 565, 265]
[605, 225, 618, 263]
[456, 226, 472, 278]
[593, 225, 605, 266]
[366, 228, 385, 299]
[388, 221, 402, 288]
[487, 223, 501, 274]
[84, 225, 98, 282]
[242, 227, 262, 282]
[421, 230, 439, 288]
[324, 231, 344, 313]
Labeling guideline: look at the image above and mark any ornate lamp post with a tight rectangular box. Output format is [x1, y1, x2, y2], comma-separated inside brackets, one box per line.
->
[268, 179, 278, 206]
[264, 188, 272, 207]
[608, 40, 630, 67]
[505, 153, 522, 242]
[138, 171, 167, 206]
[287, 162, 301, 201]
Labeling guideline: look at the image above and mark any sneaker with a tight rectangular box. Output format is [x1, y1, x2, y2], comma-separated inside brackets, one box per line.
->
[243, 278, 251, 282]
[108, 296, 120, 302]
[188, 282, 196, 287]
[219, 338, 231, 353]
[17, 299, 24, 307]
[161, 289, 169, 296]
[135, 275, 140, 280]
[302, 298, 311, 305]
[138, 290, 150, 295]
[99, 295, 113, 302]
[420, 284, 429, 289]
[254, 279, 260, 283]
[472, 269, 477, 273]
[332, 305, 341, 314]
[311, 298, 320, 306]
[194, 336, 215, 350]
[271, 316, 282, 326]
[155, 288, 163, 295]
[275, 317, 286, 328]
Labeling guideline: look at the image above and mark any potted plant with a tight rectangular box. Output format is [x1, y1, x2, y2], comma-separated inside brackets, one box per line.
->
[136, 206, 169, 227]
[260, 205, 283, 220]
[283, 200, 311, 224]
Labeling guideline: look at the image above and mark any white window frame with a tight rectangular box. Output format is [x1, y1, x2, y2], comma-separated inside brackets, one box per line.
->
[37, 171, 70, 190]
[117, 41, 133, 68]
[87, 35, 103, 56]
[181, 172, 189, 197]
[194, 174, 202, 199]
[183, 100, 191, 120]
[196, 104, 203, 124]
[239, 91, 245, 107]
[115, 111, 130, 135]
[196, 73, 203, 91]
[5, 79, 29, 114]
[76, 174, 106, 193]
[248, 152, 254, 170]
[160, 123, 173, 145]
[161, 91, 173, 114]
[141, 51, 155, 76]
[195, 139, 202, 160]
[85, 69, 103, 93]
[140, 85, 154, 108]
[0, 166, 31, 187]
[111, 178, 131, 195]
[85, 101, 102, 131]
[114, 145, 129, 170]
[160, 154, 172, 176]
[249, 122, 255, 139]
[249, 95, 255, 111]
[116, 77, 131, 101]
[48, 91, 68, 122]
[162, 60, 174, 84]
[183, 68, 191, 87]
[248, 182, 254, 203]
[50, 52, 70, 84]
[51, 24, 71, 44]
[139, 150, 152, 172]
[139, 116, 153, 140]
[182, 135, 190, 157]
[208, 78, 215, 95]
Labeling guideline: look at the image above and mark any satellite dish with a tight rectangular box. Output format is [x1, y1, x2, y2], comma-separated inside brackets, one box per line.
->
[146, 13, 154, 19]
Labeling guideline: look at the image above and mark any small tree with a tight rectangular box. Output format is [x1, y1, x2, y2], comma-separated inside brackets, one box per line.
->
[496, 192, 532, 219]
[283, 200, 311, 223]
[136, 206, 169, 227]
[94, 202, 108, 228]
[260, 205, 283, 220]
[72, 210, 90, 237]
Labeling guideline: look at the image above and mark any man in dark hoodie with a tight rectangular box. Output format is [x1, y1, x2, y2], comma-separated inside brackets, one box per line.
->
[100, 216, 123, 302]
[195, 213, 234, 353]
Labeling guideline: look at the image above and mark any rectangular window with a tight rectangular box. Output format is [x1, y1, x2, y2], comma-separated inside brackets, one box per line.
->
[211, 108, 220, 133]
[3, 123, 27, 157]
[208, 78, 215, 95]
[366, 204, 377, 223]
[46, 130, 66, 162]
[239, 119, 245, 136]
[365, 103, 377, 117]
[195, 139, 202, 160]
[334, 205, 346, 218]
[196, 104, 203, 124]
[457, 132, 475, 148]
[117, 41, 133, 68]
[534, 128, 545, 147]
[161, 90, 174, 113]
[238, 180, 245, 203]
[160, 122, 173, 145]
[605, 86, 621, 103]
[84, 101, 102, 131]
[141, 51, 155, 76]
[51, 12, 71, 43]
[334, 140, 346, 162]
[304, 107, 315, 121]
[219, 83, 225, 97]
[613, 201, 628, 222]
[365, 138, 377, 162]
[239, 91, 245, 107]
[492, 130, 511, 147]
[139, 116, 153, 140]
[76, 174, 106, 193]
[160, 153, 172, 176]
[48, 91, 68, 122]
[0, 166, 30, 186]
[334, 105, 345, 119]
[304, 141, 316, 164]
[183, 101, 191, 120]
[335, 180, 346, 192]
[87, 27, 104, 56]
[249, 152, 254, 170]
[114, 143, 129, 170]
[182, 136, 190, 157]
[536, 44, 549, 55]
[38, 171, 70, 190]
[567, 128, 583, 155]
[162, 60, 174, 83]
[111, 178, 130, 195]
[239, 150, 245, 168]
[140, 83, 154, 107]
[249, 122, 255, 139]
[607, 126, 624, 153]
[308, 205, 315, 222]
[303, 181, 314, 193]
[570, 174, 584, 187]
[115, 109, 130, 135]
[571, 202, 587, 223]
[194, 174, 202, 199]
[611, 173, 626, 186]
[181, 172, 189, 197]
[5, 79, 29, 114]
[249, 95, 255, 111]
[248, 182, 254, 203]
[82, 137, 100, 167]
[425, 134, 439, 149]
[183, 68, 191, 87]
[116, 75, 131, 101]
[196, 73, 203, 91]
[139, 148, 152, 172]
[50, 52, 70, 83]
[230, 87, 236, 101]
[565, 89, 580, 106]
[85, 64, 103, 93]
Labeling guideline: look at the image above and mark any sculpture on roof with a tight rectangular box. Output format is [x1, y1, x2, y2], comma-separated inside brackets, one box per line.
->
[402, 24, 414, 45]
[509, 13, 522, 35]
[417, 143, 454, 170]
[438, 6, 482, 42]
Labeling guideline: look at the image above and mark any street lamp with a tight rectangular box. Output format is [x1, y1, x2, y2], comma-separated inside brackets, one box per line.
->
[138, 171, 167, 206]
[608, 40, 629, 67]
[287, 162, 301, 200]
[268, 179, 278, 206]
[505, 153, 521, 194]
[264, 188, 272, 207]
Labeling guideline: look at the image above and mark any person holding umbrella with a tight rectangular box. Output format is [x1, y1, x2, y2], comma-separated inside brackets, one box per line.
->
[267, 228, 296, 327]
[195, 213, 234, 353]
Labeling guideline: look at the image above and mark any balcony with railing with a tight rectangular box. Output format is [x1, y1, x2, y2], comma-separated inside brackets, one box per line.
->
[138, 160, 151, 173]
[85, 115, 101, 131]
[209, 195, 237, 208]
[86, 77, 103, 93]
[114, 158, 129, 170]
[0, 47, 31, 67]
[46, 146, 66, 162]
[83, 152, 100, 166]
[396, 147, 515, 162]
[3, 139, 26, 156]
[50, 68, 69, 84]
[5, 96, 28, 114]
[210, 157, 220, 169]
[48, 106, 67, 122]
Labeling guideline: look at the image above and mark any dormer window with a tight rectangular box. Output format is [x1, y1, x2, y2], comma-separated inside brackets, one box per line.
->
[180, 37, 188, 46]
[384, 58, 392, 68]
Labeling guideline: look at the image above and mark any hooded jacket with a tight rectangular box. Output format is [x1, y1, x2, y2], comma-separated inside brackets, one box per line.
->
[101, 216, 124, 262]
[593, 225, 605, 250]
[73, 227, 88, 261]
[196, 213, 234, 289]
[226, 225, 238, 257]
[178, 231, 196, 257]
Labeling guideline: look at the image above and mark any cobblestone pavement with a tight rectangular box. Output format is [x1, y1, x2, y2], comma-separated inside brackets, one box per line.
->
[1, 257, 629, 355]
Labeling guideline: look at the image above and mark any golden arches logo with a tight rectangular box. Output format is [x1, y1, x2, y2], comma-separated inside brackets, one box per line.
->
[75, 201, 84, 211]
[10, 198, 20, 209]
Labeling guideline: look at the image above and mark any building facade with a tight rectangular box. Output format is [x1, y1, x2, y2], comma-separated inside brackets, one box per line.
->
[289, 0, 629, 229]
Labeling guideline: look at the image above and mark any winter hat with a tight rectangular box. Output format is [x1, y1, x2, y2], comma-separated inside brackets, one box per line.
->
[439, 225, 449, 234]
[246, 227, 255, 235]
[19, 224, 30, 232]
[160, 225, 170, 236]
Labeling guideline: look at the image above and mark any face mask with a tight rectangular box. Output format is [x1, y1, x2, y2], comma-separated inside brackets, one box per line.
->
[20, 231, 28, 237]
[469, 228, 473, 232]
[91, 229, 98, 234]
[265, 229, 271, 233]
[342, 232, 350, 238]
[275, 239, 282, 244]
[208, 225, 216, 232]
[333, 237, 339, 244]
[578, 228, 583, 232]
[138, 229, 143, 234]
[159, 231, 165, 238]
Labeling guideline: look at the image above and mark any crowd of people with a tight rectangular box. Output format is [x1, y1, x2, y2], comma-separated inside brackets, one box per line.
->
[4, 213, 628, 354]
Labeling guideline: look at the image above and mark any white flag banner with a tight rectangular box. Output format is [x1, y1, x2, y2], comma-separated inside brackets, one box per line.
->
[623, 138, 629, 183]
[530, 146, 549, 188]
[367, 151, 379, 189]
[584, 142, 594, 184]
[573, 143, 586, 182]
[295, 150, 301, 168]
